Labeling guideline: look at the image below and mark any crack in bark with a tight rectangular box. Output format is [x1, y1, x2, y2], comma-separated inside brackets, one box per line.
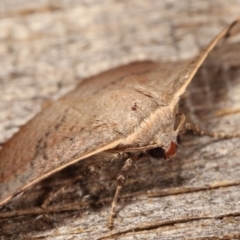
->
[98, 213, 240, 240]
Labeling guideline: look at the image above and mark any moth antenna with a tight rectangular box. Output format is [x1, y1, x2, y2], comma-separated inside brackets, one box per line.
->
[175, 113, 186, 134]
[185, 123, 240, 139]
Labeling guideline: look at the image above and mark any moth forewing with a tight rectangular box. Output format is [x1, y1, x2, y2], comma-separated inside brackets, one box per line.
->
[0, 19, 239, 228]
[170, 19, 240, 101]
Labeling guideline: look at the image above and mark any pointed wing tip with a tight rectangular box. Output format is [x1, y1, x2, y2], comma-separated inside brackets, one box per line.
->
[224, 18, 240, 39]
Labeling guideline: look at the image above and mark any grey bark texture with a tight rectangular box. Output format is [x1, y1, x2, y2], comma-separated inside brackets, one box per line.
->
[0, 0, 240, 239]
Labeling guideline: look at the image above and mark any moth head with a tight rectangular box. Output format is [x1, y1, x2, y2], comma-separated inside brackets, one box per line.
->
[147, 113, 184, 160]
[147, 134, 180, 160]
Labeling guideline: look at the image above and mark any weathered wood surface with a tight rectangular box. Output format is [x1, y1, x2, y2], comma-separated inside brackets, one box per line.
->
[0, 1, 240, 239]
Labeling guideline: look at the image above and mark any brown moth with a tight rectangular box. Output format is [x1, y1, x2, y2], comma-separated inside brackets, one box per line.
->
[0, 19, 240, 228]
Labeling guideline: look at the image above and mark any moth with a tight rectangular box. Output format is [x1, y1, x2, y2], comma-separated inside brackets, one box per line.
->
[0, 19, 240, 229]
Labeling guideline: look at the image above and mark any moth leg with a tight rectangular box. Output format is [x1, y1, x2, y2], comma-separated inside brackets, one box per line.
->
[108, 156, 135, 229]
[41, 175, 83, 209]
[185, 122, 240, 139]
[42, 153, 124, 209]
[41, 163, 105, 208]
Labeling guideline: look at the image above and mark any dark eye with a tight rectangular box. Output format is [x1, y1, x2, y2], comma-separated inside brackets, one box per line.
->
[148, 147, 166, 159]
[177, 135, 181, 145]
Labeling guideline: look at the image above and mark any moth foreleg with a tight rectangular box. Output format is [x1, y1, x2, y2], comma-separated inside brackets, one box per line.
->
[108, 156, 135, 229]
[41, 174, 83, 209]
[185, 122, 240, 139]
[41, 153, 124, 209]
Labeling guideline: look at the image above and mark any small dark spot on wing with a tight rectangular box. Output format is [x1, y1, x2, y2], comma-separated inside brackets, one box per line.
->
[131, 102, 138, 111]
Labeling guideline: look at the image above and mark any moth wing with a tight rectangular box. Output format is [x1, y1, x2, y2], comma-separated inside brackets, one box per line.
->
[0, 62, 164, 205]
[165, 19, 240, 100]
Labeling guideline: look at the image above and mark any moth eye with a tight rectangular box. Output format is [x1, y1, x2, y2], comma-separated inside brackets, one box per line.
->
[148, 147, 166, 159]
[177, 135, 181, 145]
